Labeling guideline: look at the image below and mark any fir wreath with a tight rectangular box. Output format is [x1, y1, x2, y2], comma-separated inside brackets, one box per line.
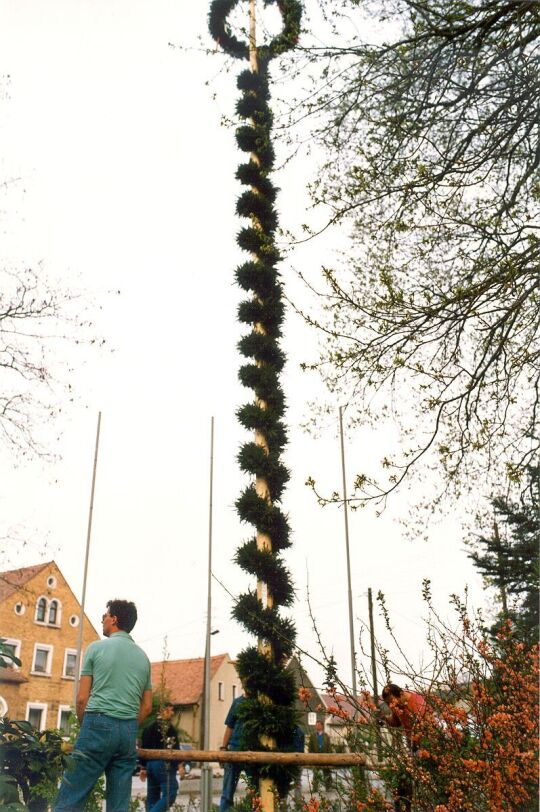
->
[208, 0, 302, 796]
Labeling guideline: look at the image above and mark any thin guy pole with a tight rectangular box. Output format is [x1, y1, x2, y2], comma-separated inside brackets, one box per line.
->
[74, 411, 101, 706]
[367, 588, 379, 704]
[368, 587, 382, 759]
[339, 405, 358, 704]
[201, 416, 215, 812]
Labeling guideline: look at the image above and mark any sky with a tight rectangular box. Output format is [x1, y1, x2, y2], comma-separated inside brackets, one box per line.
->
[0, 0, 488, 694]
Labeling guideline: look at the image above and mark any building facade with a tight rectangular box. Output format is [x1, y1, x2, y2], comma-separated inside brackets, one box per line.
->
[150, 653, 240, 749]
[0, 560, 99, 731]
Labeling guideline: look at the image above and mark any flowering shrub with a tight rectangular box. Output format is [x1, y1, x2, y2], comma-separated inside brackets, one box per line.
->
[398, 624, 539, 811]
[302, 596, 538, 812]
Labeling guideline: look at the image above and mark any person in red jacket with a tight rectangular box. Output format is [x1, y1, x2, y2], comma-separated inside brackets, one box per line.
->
[380, 684, 427, 812]
[381, 683, 427, 747]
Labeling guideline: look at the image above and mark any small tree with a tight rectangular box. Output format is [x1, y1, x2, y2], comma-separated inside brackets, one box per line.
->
[0, 718, 73, 811]
[469, 464, 539, 644]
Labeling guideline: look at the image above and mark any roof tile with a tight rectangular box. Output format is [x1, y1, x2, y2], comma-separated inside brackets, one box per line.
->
[151, 653, 230, 705]
[0, 562, 51, 603]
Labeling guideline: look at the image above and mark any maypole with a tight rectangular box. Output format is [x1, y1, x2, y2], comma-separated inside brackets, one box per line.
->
[208, 1, 302, 808]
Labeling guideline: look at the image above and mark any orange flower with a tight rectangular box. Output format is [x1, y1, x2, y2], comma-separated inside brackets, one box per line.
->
[298, 687, 312, 704]
[327, 704, 350, 720]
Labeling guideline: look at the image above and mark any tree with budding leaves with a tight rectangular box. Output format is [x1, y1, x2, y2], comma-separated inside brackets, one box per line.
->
[289, 0, 540, 514]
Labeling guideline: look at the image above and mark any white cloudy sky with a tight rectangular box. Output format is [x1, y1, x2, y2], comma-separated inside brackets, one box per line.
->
[0, 0, 488, 693]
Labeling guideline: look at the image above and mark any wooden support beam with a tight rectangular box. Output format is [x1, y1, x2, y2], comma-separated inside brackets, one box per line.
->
[136, 749, 368, 767]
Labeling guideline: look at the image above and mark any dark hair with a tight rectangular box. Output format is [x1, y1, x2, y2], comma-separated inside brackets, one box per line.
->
[107, 599, 138, 632]
[382, 683, 403, 700]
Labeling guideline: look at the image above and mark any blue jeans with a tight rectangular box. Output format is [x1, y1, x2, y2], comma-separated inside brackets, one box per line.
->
[219, 762, 243, 812]
[54, 713, 138, 812]
[146, 760, 179, 812]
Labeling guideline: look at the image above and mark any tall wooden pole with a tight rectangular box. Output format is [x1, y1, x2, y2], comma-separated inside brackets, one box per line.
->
[201, 417, 215, 812]
[249, 4, 273, 625]
[339, 406, 358, 704]
[249, 3, 276, 810]
[74, 411, 101, 706]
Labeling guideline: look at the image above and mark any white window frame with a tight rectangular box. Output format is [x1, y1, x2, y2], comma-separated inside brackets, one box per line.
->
[34, 596, 48, 624]
[26, 702, 48, 730]
[57, 704, 73, 737]
[2, 638, 21, 669]
[62, 648, 78, 679]
[218, 681, 224, 701]
[48, 598, 62, 627]
[31, 643, 53, 676]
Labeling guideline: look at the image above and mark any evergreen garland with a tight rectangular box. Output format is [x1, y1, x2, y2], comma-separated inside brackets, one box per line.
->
[208, 0, 302, 797]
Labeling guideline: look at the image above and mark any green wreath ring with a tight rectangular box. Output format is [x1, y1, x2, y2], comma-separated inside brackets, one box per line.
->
[208, 0, 302, 61]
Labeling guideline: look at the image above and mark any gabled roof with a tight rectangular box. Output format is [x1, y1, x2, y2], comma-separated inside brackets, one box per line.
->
[151, 653, 231, 706]
[0, 560, 100, 640]
[320, 691, 374, 724]
[0, 561, 51, 603]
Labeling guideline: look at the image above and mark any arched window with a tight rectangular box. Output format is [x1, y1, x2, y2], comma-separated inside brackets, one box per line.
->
[48, 600, 59, 625]
[36, 597, 47, 623]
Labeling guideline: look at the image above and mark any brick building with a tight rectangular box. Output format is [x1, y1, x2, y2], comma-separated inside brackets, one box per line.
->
[0, 560, 99, 731]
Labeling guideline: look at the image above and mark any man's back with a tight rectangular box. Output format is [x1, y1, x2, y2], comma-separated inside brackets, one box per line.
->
[224, 696, 246, 751]
[54, 599, 153, 812]
[83, 631, 151, 719]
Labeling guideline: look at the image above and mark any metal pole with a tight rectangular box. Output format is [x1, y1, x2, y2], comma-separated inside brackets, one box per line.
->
[201, 417, 214, 812]
[339, 406, 358, 702]
[74, 411, 101, 706]
[367, 589, 378, 704]
[367, 587, 382, 759]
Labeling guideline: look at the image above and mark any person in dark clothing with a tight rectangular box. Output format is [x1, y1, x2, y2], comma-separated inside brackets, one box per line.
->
[140, 703, 185, 812]
[308, 720, 332, 792]
[289, 725, 306, 804]
[219, 694, 247, 812]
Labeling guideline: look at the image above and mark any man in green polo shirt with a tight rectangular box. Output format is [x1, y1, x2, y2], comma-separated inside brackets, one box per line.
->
[54, 599, 153, 812]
